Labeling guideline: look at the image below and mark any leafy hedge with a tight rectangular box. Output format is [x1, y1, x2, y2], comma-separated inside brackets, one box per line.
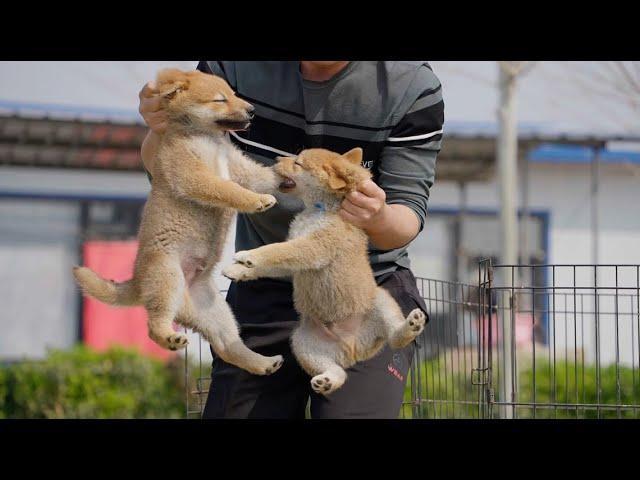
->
[517, 361, 638, 419]
[0, 345, 189, 419]
[403, 356, 640, 419]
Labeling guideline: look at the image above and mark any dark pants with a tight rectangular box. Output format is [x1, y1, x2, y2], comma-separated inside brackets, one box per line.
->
[202, 267, 428, 419]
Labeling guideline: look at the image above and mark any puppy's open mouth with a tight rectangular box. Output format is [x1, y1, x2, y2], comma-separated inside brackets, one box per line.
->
[216, 119, 251, 131]
[278, 177, 297, 192]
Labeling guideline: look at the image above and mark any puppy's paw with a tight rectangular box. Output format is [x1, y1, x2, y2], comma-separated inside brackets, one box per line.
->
[222, 263, 255, 282]
[391, 308, 426, 349]
[233, 250, 257, 268]
[261, 355, 284, 376]
[254, 194, 277, 213]
[310, 372, 344, 396]
[165, 333, 189, 351]
[407, 308, 426, 335]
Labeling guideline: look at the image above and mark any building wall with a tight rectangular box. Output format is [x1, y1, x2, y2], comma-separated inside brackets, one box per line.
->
[0, 199, 81, 359]
[425, 162, 640, 268]
[420, 161, 640, 366]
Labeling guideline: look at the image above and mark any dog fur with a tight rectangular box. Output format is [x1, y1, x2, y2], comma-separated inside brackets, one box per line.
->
[73, 68, 284, 376]
[222, 148, 425, 394]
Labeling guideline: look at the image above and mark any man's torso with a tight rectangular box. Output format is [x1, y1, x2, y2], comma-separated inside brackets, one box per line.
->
[201, 61, 436, 276]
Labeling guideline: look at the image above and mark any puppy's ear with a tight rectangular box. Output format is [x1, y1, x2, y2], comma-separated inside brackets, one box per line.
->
[159, 80, 189, 99]
[323, 164, 348, 191]
[156, 69, 190, 99]
[342, 147, 363, 166]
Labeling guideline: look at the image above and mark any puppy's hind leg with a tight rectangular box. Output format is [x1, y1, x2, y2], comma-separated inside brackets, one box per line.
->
[183, 275, 283, 376]
[371, 287, 426, 350]
[291, 324, 347, 396]
[140, 256, 189, 351]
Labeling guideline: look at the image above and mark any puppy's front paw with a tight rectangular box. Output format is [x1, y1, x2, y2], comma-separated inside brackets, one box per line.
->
[254, 194, 277, 213]
[222, 263, 255, 282]
[233, 250, 257, 268]
[166, 333, 189, 351]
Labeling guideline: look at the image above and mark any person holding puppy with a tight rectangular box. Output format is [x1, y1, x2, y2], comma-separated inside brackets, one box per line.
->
[139, 61, 444, 419]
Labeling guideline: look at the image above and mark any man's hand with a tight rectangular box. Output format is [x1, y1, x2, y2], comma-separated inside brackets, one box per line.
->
[339, 179, 388, 231]
[339, 179, 420, 250]
[138, 82, 168, 133]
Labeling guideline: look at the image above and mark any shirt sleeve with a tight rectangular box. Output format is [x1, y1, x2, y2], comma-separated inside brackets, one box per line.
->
[377, 65, 444, 232]
[196, 61, 236, 87]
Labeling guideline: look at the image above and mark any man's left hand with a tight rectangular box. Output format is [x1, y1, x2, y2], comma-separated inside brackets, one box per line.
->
[339, 179, 389, 233]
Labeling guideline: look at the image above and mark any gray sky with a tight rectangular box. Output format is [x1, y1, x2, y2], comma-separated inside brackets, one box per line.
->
[1, 61, 638, 138]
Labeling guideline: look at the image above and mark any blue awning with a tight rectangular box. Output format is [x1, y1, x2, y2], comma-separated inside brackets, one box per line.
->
[528, 143, 640, 165]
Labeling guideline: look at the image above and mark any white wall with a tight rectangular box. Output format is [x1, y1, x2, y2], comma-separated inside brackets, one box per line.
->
[0, 199, 81, 359]
[420, 161, 640, 366]
[426, 161, 640, 267]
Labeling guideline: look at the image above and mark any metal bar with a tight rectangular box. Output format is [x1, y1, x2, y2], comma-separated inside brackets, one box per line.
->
[574, 266, 579, 418]
[552, 266, 557, 419]
[441, 280, 450, 418]
[532, 266, 537, 418]
[563, 292, 569, 417]
[630, 293, 637, 419]
[595, 265, 601, 419]
[581, 293, 586, 419]
[637, 266, 640, 418]
[487, 261, 494, 418]
[427, 279, 437, 418]
[184, 327, 189, 418]
[615, 266, 621, 418]
[492, 401, 640, 409]
[461, 283, 470, 418]
[435, 279, 444, 418]
[511, 265, 517, 418]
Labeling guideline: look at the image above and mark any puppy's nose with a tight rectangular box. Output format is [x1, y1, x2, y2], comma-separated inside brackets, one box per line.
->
[246, 105, 255, 118]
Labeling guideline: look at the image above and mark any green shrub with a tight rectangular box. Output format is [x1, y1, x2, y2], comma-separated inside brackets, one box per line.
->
[402, 357, 477, 419]
[403, 355, 640, 419]
[0, 345, 191, 419]
[517, 360, 638, 419]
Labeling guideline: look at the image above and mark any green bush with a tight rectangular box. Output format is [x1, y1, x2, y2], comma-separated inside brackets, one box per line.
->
[403, 355, 640, 419]
[0, 345, 191, 419]
[402, 357, 478, 419]
[517, 360, 638, 419]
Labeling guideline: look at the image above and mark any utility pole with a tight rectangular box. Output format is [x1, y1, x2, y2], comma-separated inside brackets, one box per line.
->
[496, 61, 534, 418]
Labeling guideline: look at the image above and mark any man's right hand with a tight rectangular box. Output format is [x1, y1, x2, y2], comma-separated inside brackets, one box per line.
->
[138, 82, 168, 133]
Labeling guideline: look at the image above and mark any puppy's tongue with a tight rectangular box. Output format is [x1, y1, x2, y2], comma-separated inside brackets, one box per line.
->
[278, 177, 296, 191]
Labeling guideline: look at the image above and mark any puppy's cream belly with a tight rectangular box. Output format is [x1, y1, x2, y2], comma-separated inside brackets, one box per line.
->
[301, 318, 383, 367]
[180, 252, 208, 287]
[137, 194, 233, 289]
[293, 270, 374, 323]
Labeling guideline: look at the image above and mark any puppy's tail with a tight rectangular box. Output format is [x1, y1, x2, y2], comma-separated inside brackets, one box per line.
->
[72, 266, 140, 307]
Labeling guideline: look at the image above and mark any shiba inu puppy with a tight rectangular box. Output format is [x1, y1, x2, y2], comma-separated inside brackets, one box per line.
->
[222, 148, 425, 394]
[73, 68, 284, 376]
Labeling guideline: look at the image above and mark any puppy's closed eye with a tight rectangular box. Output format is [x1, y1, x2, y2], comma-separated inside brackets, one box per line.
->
[211, 94, 227, 103]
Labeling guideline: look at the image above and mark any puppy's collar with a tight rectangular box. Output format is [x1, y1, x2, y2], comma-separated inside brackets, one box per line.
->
[313, 202, 326, 212]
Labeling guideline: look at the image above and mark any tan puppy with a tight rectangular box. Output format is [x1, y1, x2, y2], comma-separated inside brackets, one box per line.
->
[222, 148, 426, 394]
[73, 69, 284, 376]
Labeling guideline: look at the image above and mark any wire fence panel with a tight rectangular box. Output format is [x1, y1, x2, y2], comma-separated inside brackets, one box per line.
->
[481, 262, 640, 419]
[184, 263, 640, 419]
[400, 277, 485, 419]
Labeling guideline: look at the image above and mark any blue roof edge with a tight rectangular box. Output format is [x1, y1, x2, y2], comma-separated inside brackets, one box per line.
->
[528, 143, 640, 165]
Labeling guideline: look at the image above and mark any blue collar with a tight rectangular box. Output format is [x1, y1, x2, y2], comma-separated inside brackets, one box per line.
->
[313, 202, 326, 212]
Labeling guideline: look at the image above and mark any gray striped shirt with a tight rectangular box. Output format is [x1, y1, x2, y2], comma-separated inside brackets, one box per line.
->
[197, 61, 444, 276]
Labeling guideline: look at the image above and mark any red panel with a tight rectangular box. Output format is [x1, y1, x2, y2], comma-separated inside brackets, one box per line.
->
[82, 240, 176, 361]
